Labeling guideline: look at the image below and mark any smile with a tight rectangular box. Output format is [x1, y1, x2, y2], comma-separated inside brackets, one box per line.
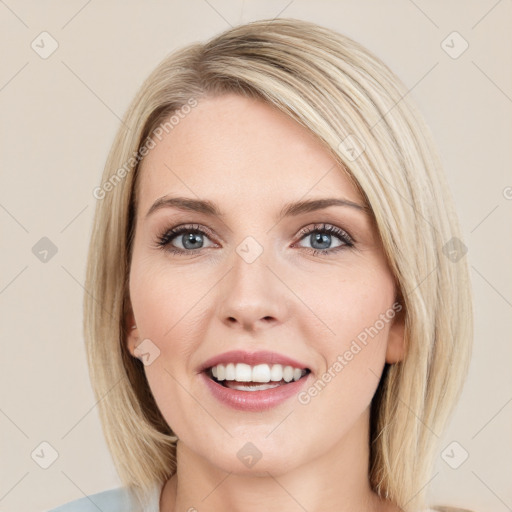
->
[208, 363, 309, 391]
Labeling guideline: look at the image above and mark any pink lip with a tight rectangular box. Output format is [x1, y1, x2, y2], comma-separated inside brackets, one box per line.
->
[198, 350, 310, 373]
[200, 371, 312, 412]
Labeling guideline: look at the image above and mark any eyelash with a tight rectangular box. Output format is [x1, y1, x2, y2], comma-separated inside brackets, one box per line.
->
[154, 223, 354, 257]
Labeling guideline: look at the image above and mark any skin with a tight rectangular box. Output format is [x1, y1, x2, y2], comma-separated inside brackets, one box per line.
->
[125, 93, 405, 512]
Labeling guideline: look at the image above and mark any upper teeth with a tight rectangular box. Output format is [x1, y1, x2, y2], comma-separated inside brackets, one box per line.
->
[211, 363, 306, 383]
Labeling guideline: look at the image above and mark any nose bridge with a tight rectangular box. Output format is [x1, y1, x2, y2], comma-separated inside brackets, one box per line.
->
[218, 235, 287, 330]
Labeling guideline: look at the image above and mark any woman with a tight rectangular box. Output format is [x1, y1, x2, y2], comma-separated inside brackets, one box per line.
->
[49, 17, 473, 512]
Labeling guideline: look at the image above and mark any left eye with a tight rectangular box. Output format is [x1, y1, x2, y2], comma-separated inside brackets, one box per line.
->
[293, 224, 354, 254]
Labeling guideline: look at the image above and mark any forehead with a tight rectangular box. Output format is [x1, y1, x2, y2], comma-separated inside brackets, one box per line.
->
[136, 93, 363, 214]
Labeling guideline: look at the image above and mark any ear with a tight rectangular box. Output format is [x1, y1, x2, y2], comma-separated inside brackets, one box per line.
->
[124, 307, 140, 359]
[385, 301, 406, 364]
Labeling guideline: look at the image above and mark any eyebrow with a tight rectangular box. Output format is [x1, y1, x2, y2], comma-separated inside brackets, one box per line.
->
[145, 196, 370, 220]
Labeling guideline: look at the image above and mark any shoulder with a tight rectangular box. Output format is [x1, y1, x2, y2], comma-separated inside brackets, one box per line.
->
[46, 487, 137, 512]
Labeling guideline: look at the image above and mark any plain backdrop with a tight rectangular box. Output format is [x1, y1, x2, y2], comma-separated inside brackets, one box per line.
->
[1, 1, 511, 511]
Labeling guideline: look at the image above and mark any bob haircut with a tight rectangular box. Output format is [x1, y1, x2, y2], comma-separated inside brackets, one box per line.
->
[84, 17, 473, 512]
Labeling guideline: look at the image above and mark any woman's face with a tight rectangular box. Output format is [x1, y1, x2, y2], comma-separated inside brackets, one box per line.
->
[127, 93, 404, 476]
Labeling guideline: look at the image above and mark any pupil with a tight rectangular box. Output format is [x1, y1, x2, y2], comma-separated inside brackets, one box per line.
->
[183, 232, 203, 249]
[311, 233, 330, 250]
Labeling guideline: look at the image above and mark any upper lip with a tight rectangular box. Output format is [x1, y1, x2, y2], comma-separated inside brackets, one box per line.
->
[198, 350, 310, 373]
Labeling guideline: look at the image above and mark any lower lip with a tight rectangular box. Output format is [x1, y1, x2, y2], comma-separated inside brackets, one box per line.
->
[200, 371, 311, 412]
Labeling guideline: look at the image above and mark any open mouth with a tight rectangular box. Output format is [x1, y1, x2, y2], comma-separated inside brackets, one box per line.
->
[205, 363, 311, 392]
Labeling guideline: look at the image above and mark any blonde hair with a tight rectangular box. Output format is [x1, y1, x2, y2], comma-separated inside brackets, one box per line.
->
[84, 18, 473, 511]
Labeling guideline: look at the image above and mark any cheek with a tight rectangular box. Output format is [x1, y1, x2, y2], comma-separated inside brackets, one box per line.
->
[129, 254, 209, 352]
[297, 262, 395, 344]
[128, 254, 215, 428]
[292, 266, 396, 422]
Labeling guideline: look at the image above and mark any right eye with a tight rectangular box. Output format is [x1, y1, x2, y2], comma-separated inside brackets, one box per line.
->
[154, 224, 218, 255]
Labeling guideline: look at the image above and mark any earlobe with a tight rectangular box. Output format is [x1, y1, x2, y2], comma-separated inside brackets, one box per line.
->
[385, 304, 406, 364]
[124, 310, 139, 358]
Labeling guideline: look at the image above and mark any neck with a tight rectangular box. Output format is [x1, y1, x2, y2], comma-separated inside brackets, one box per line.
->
[160, 408, 390, 512]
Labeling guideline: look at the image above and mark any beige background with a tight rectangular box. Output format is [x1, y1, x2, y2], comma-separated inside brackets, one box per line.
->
[1, 1, 511, 511]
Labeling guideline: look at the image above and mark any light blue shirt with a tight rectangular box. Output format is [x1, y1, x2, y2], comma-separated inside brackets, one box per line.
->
[46, 485, 161, 512]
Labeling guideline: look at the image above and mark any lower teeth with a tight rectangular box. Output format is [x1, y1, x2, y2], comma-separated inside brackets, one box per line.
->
[223, 380, 285, 391]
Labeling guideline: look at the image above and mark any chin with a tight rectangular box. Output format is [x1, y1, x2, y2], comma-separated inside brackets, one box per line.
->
[195, 433, 307, 477]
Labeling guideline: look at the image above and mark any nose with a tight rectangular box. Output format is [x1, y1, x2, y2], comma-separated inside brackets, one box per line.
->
[217, 245, 290, 332]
